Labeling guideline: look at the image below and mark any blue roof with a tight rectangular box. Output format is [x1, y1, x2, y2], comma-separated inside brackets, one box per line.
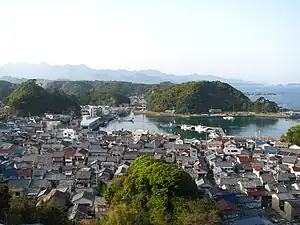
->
[256, 141, 267, 145]
[0, 125, 10, 131]
[263, 149, 278, 154]
[3, 168, 18, 177]
[215, 192, 238, 204]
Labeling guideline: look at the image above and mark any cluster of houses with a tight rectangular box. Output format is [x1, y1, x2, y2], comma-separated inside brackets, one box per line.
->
[2, 116, 300, 224]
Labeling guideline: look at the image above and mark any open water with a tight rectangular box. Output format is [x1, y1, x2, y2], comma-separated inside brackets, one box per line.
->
[102, 113, 300, 139]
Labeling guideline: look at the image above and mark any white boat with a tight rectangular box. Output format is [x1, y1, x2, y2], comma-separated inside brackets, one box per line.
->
[194, 125, 208, 133]
[223, 116, 235, 120]
[209, 132, 219, 139]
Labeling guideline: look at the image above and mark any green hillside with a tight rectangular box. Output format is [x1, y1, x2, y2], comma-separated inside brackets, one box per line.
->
[4, 79, 81, 116]
[146, 81, 253, 113]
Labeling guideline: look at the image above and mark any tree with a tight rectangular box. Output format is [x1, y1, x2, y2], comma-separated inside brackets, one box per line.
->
[100, 204, 150, 225]
[104, 156, 219, 225]
[0, 185, 11, 224]
[281, 125, 300, 146]
[36, 200, 71, 225]
[97, 180, 107, 196]
[251, 97, 279, 113]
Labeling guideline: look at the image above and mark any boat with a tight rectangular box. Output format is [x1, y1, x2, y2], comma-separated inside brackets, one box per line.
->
[159, 122, 177, 129]
[194, 125, 208, 133]
[223, 116, 235, 120]
[180, 125, 196, 131]
[208, 132, 219, 139]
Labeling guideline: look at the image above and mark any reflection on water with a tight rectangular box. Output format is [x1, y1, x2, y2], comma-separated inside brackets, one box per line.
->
[102, 113, 300, 138]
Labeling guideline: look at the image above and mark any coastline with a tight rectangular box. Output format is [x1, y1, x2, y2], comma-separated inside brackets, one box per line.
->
[133, 110, 289, 119]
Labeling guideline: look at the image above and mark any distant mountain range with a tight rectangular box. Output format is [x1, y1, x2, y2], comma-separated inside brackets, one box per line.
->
[0, 63, 261, 87]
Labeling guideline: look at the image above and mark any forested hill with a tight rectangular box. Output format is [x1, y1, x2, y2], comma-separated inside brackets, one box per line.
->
[0, 79, 279, 114]
[146, 81, 252, 113]
[3, 79, 81, 116]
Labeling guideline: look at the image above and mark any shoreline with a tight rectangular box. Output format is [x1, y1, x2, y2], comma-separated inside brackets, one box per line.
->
[133, 110, 289, 119]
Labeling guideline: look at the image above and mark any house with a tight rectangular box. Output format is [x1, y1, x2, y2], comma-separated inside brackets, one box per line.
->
[32, 169, 47, 179]
[114, 164, 129, 176]
[207, 140, 222, 150]
[274, 141, 289, 149]
[72, 191, 95, 208]
[271, 193, 295, 218]
[260, 173, 276, 185]
[98, 168, 114, 182]
[28, 179, 51, 198]
[291, 167, 300, 178]
[63, 147, 76, 166]
[216, 198, 240, 220]
[237, 156, 253, 164]
[214, 161, 235, 173]
[282, 156, 297, 168]
[8, 179, 31, 196]
[38, 188, 69, 207]
[75, 148, 89, 163]
[284, 200, 300, 222]
[51, 151, 64, 164]
[76, 168, 93, 188]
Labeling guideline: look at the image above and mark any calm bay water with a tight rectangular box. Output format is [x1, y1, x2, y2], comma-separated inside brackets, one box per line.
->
[102, 113, 300, 138]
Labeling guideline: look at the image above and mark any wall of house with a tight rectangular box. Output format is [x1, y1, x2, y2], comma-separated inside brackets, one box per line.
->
[284, 202, 300, 222]
[271, 196, 286, 219]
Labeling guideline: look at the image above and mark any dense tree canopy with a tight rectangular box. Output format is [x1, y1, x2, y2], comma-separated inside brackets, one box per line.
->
[4, 79, 81, 116]
[102, 156, 220, 225]
[281, 125, 300, 146]
[146, 81, 252, 113]
[46, 80, 151, 106]
[251, 97, 279, 113]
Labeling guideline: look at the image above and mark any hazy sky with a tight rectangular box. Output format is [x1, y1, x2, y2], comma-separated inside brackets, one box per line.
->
[0, 0, 299, 83]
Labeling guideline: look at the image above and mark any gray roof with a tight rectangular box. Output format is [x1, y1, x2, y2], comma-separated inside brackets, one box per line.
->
[76, 171, 92, 179]
[29, 179, 50, 188]
[32, 169, 47, 177]
[260, 174, 276, 184]
[52, 151, 64, 158]
[22, 154, 39, 163]
[282, 156, 297, 164]
[72, 191, 95, 202]
[8, 179, 31, 189]
[275, 193, 295, 200]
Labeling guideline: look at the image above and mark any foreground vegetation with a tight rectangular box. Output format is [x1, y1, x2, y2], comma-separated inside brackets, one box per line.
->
[96, 156, 220, 225]
[281, 125, 300, 146]
[0, 186, 71, 225]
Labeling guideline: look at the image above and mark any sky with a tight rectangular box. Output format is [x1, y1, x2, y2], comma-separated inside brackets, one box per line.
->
[0, 0, 299, 83]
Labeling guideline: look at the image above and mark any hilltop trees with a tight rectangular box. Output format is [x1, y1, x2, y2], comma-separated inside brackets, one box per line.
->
[101, 156, 220, 225]
[252, 97, 279, 113]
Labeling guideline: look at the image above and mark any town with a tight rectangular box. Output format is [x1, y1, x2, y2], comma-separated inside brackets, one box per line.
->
[1, 104, 300, 225]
